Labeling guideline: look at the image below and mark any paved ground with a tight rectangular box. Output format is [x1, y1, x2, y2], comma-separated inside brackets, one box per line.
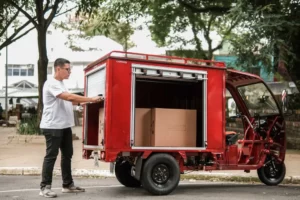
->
[0, 126, 110, 171]
[0, 175, 300, 200]
[0, 126, 300, 180]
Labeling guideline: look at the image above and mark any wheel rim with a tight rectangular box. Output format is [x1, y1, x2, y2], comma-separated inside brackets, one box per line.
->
[264, 160, 283, 180]
[151, 164, 170, 184]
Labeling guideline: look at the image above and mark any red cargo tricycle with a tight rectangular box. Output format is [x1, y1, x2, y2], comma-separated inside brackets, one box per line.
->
[82, 51, 286, 195]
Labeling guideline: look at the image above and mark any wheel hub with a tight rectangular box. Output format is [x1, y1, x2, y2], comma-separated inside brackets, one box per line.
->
[266, 160, 281, 178]
[152, 164, 170, 184]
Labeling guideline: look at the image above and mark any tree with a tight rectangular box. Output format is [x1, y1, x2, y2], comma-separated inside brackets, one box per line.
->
[2, 0, 102, 121]
[149, 0, 240, 60]
[0, 1, 35, 50]
[90, 0, 239, 60]
[72, 0, 140, 52]
[84, 18, 135, 52]
[55, 11, 136, 52]
[228, 0, 300, 85]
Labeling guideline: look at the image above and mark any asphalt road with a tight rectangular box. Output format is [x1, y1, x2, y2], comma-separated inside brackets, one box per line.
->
[0, 175, 299, 200]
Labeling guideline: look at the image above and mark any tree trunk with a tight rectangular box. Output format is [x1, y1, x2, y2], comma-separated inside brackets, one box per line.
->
[37, 27, 48, 123]
[207, 38, 213, 60]
[207, 45, 213, 60]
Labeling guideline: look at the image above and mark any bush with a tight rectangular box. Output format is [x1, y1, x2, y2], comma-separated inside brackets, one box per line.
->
[17, 115, 41, 135]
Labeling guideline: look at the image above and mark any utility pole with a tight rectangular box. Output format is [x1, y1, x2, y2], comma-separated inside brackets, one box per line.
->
[5, 16, 8, 120]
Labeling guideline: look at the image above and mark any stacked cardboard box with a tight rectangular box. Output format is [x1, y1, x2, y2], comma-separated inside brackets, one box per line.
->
[134, 108, 197, 147]
[134, 108, 152, 146]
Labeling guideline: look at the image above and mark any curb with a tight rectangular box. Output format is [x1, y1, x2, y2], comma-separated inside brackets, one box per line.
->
[1, 167, 300, 184]
[0, 167, 115, 177]
[181, 174, 300, 185]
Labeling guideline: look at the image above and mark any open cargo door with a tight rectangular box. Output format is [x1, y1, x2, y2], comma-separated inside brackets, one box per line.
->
[84, 65, 106, 151]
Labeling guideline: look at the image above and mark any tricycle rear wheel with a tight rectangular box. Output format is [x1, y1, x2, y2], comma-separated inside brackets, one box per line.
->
[141, 153, 180, 195]
[115, 158, 141, 187]
[257, 156, 286, 186]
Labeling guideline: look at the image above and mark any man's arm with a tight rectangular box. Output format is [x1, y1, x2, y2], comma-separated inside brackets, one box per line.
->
[57, 92, 103, 104]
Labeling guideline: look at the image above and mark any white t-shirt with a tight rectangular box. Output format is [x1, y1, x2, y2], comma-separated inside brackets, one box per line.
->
[40, 78, 75, 129]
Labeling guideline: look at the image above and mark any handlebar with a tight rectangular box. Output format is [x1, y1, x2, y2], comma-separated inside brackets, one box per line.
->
[231, 114, 253, 129]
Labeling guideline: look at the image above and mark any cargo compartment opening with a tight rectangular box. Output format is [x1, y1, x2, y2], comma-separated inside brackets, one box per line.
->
[134, 77, 205, 148]
[84, 102, 104, 147]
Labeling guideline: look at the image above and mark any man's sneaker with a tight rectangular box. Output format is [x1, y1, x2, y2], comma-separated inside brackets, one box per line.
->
[62, 183, 85, 193]
[39, 185, 57, 198]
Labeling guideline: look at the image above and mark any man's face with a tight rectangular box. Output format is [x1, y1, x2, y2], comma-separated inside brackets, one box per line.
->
[58, 63, 71, 79]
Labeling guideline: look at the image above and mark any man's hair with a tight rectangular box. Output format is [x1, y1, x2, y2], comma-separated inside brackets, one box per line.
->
[54, 58, 70, 68]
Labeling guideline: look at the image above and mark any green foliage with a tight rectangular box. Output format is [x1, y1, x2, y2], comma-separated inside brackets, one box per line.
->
[166, 49, 206, 59]
[17, 115, 41, 135]
[0, 1, 32, 50]
[145, 0, 239, 59]
[56, 1, 137, 52]
[227, 0, 300, 79]
[82, 14, 136, 51]
[85, 0, 147, 51]
[90, 0, 239, 59]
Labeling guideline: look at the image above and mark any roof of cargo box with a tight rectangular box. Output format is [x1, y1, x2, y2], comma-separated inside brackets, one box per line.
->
[85, 51, 227, 70]
[226, 69, 263, 86]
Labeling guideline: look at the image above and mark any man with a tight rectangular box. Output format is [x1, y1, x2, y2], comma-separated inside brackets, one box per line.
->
[0, 103, 3, 120]
[39, 58, 103, 198]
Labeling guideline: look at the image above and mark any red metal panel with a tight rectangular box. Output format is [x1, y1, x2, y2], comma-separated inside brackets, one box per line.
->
[105, 59, 132, 150]
[206, 69, 225, 150]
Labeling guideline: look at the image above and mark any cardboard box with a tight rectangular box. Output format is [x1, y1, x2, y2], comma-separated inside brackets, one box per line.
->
[134, 108, 152, 146]
[151, 108, 197, 147]
[98, 108, 105, 146]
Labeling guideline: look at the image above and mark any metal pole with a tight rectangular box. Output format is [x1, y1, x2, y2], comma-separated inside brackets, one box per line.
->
[5, 19, 8, 120]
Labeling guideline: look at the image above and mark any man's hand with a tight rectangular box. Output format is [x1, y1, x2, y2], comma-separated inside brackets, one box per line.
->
[90, 96, 104, 103]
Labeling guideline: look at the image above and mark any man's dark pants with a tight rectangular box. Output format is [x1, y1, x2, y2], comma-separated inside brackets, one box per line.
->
[40, 128, 73, 188]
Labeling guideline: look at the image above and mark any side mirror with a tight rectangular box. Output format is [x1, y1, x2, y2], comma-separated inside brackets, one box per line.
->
[228, 98, 237, 117]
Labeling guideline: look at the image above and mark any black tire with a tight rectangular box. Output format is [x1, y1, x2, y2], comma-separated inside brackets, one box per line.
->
[257, 156, 286, 186]
[115, 158, 141, 187]
[141, 153, 180, 195]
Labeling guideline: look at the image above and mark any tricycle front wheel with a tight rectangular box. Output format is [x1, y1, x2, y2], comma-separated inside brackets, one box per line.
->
[141, 153, 180, 195]
[257, 156, 286, 186]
